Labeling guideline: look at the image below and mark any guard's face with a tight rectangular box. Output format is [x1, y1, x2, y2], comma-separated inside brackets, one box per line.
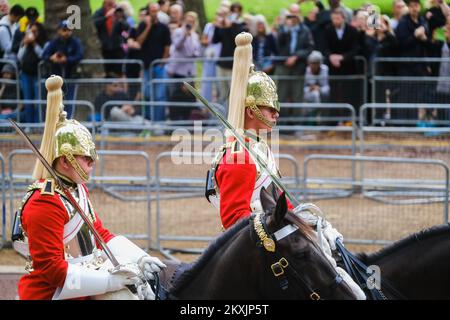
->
[256, 106, 279, 132]
[64, 155, 95, 184]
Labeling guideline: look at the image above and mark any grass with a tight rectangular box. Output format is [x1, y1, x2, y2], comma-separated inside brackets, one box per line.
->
[9, 0, 399, 25]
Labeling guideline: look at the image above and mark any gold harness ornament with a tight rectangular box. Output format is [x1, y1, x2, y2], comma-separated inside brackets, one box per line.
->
[253, 212, 276, 252]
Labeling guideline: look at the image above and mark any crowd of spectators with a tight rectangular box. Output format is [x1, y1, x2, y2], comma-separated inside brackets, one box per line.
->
[0, 0, 449, 126]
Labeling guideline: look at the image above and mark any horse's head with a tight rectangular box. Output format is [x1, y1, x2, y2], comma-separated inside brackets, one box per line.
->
[255, 192, 356, 300]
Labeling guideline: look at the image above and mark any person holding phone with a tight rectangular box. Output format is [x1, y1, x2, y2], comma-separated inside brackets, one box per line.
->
[18, 21, 46, 123]
[42, 19, 83, 119]
[165, 11, 202, 120]
[135, 2, 171, 122]
[426, 0, 450, 34]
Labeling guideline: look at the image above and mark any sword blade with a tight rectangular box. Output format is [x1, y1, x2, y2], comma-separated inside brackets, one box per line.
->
[183, 82, 300, 207]
[9, 119, 120, 267]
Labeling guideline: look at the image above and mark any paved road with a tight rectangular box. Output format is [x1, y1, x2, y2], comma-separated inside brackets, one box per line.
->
[0, 272, 21, 300]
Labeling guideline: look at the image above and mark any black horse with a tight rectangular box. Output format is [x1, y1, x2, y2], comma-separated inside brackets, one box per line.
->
[358, 223, 450, 299]
[160, 193, 356, 300]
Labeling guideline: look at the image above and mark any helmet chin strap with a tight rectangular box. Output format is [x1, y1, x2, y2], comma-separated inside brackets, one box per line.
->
[64, 153, 90, 183]
[247, 104, 276, 128]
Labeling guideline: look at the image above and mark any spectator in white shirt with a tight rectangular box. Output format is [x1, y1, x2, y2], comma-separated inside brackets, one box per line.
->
[0, 4, 24, 59]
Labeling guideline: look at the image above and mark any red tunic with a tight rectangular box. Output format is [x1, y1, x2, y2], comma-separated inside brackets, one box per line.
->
[17, 183, 114, 300]
[215, 139, 293, 230]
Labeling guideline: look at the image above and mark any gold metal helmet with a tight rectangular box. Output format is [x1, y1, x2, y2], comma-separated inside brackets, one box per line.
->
[54, 118, 98, 182]
[55, 119, 97, 161]
[32, 75, 98, 183]
[245, 67, 280, 113]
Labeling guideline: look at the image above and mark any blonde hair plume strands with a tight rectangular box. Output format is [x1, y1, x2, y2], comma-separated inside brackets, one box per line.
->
[32, 75, 64, 180]
[226, 32, 253, 136]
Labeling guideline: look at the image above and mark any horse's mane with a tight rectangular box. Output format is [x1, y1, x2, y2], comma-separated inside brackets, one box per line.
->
[359, 223, 450, 263]
[170, 218, 250, 294]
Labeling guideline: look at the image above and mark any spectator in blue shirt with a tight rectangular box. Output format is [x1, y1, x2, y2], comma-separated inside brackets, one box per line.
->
[42, 19, 83, 118]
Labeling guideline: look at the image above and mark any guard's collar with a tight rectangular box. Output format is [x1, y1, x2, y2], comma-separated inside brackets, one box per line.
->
[225, 130, 265, 144]
[244, 130, 261, 142]
[55, 171, 78, 189]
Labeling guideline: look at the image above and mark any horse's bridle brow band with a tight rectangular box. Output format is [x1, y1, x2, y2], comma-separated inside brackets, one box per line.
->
[254, 212, 299, 252]
[274, 224, 299, 241]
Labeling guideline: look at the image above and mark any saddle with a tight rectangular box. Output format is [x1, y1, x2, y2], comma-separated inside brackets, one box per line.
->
[154, 260, 191, 300]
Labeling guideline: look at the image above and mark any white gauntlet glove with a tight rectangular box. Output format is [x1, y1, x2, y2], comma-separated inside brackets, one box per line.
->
[293, 203, 343, 250]
[137, 282, 156, 300]
[107, 236, 166, 282]
[293, 203, 321, 226]
[137, 255, 166, 281]
[321, 219, 343, 251]
[106, 266, 140, 292]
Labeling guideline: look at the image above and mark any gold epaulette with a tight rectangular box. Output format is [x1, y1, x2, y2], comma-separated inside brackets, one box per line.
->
[26, 179, 61, 196]
[18, 180, 53, 212]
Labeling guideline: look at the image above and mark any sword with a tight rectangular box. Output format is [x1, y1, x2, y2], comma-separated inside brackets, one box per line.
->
[183, 82, 300, 207]
[9, 119, 121, 267]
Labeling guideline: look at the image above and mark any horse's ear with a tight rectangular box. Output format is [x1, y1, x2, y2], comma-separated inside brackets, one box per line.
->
[273, 192, 288, 226]
[260, 186, 277, 215]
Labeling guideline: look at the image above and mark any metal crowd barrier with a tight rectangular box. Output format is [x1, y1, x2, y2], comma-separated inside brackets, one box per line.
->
[303, 154, 449, 246]
[0, 59, 20, 100]
[92, 150, 153, 249]
[37, 58, 144, 82]
[8, 149, 34, 243]
[359, 103, 450, 156]
[372, 57, 450, 105]
[278, 102, 357, 138]
[37, 77, 145, 108]
[36, 59, 144, 110]
[148, 73, 367, 108]
[360, 103, 450, 127]
[0, 153, 5, 249]
[359, 104, 450, 189]
[99, 100, 225, 124]
[97, 100, 226, 148]
[372, 57, 450, 75]
[148, 55, 367, 106]
[0, 99, 96, 130]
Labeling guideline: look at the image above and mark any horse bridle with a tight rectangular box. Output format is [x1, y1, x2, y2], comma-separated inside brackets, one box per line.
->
[252, 211, 344, 300]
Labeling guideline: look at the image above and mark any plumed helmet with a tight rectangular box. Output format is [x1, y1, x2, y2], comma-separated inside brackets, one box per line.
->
[32, 75, 97, 182]
[226, 32, 280, 133]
